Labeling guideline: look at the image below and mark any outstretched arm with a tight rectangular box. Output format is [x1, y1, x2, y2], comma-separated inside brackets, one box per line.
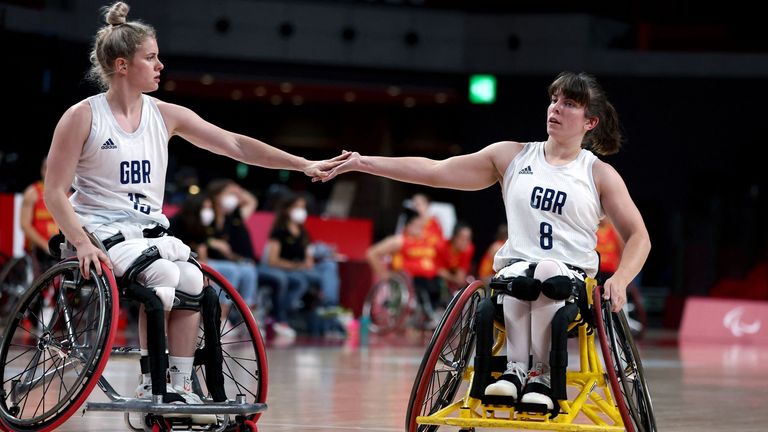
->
[44, 102, 112, 277]
[321, 141, 524, 191]
[595, 161, 651, 312]
[158, 101, 349, 179]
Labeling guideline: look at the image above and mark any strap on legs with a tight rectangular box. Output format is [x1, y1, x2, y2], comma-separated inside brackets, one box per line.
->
[124, 283, 183, 402]
[550, 302, 579, 401]
[470, 296, 498, 399]
[195, 286, 227, 402]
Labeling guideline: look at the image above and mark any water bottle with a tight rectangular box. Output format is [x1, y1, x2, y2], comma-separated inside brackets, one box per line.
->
[346, 318, 360, 346]
[359, 314, 370, 347]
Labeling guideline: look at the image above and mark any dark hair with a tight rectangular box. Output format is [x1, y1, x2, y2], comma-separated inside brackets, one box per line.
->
[451, 222, 471, 239]
[87, 2, 157, 90]
[206, 178, 234, 200]
[205, 178, 235, 219]
[548, 71, 622, 156]
[173, 194, 208, 242]
[400, 206, 420, 226]
[272, 193, 306, 231]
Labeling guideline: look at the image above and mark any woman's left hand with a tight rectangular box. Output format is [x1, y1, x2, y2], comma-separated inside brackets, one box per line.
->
[602, 277, 627, 313]
[303, 151, 351, 180]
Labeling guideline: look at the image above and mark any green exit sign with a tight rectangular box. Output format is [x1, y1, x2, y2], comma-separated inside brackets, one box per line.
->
[469, 74, 497, 104]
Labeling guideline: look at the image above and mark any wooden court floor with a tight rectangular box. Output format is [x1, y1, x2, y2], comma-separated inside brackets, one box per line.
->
[52, 329, 768, 432]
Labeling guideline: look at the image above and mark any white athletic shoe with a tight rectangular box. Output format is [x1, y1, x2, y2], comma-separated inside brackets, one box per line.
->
[520, 363, 554, 410]
[272, 322, 297, 339]
[134, 382, 153, 399]
[169, 385, 219, 424]
[484, 361, 527, 400]
[134, 383, 177, 400]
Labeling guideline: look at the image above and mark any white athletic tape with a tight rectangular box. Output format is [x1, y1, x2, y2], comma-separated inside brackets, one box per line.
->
[153, 286, 177, 311]
[153, 237, 191, 262]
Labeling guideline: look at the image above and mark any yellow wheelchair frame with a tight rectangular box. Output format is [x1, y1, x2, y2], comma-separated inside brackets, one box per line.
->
[406, 278, 656, 432]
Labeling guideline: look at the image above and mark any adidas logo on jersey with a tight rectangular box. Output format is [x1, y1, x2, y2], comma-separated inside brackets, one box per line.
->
[101, 138, 117, 150]
[518, 165, 533, 175]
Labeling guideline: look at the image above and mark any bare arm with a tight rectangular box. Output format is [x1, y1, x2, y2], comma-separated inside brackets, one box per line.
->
[437, 267, 466, 286]
[44, 102, 111, 277]
[366, 235, 403, 280]
[322, 141, 525, 191]
[594, 161, 651, 312]
[157, 101, 349, 178]
[234, 185, 258, 220]
[20, 186, 49, 251]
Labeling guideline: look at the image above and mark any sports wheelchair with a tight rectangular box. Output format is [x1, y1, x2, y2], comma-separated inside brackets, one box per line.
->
[406, 276, 656, 432]
[362, 272, 453, 335]
[0, 235, 267, 432]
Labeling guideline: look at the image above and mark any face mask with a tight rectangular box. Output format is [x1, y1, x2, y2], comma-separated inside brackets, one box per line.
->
[200, 208, 215, 226]
[289, 207, 307, 224]
[220, 194, 239, 213]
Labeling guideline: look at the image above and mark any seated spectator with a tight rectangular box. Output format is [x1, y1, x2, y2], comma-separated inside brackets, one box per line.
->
[264, 193, 341, 331]
[436, 222, 475, 292]
[168, 194, 209, 257]
[204, 179, 297, 338]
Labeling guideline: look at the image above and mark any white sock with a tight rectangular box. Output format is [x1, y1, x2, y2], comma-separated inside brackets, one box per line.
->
[169, 356, 194, 392]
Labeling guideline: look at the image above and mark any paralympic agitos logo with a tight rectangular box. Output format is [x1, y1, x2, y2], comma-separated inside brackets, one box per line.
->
[722, 307, 762, 337]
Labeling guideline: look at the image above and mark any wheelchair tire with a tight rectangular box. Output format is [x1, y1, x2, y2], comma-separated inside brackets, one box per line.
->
[195, 264, 268, 421]
[406, 281, 486, 432]
[0, 260, 118, 432]
[0, 255, 35, 319]
[594, 287, 657, 432]
[362, 273, 413, 335]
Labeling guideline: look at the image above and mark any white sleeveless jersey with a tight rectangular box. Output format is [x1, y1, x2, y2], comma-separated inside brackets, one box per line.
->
[493, 142, 603, 276]
[70, 93, 170, 232]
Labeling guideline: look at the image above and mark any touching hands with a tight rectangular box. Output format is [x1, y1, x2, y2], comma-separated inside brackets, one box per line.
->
[313, 151, 362, 183]
[303, 151, 352, 180]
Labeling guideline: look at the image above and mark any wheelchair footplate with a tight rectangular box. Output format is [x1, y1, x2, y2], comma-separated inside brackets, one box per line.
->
[85, 395, 267, 416]
[480, 396, 559, 420]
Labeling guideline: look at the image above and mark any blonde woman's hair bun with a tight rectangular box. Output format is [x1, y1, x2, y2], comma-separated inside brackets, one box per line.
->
[105, 2, 130, 26]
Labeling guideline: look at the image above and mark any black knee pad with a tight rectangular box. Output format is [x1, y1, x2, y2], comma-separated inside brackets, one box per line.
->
[541, 276, 574, 300]
[173, 290, 204, 311]
[507, 276, 542, 301]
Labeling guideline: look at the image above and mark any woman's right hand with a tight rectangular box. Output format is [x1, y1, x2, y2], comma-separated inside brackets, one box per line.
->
[76, 242, 112, 279]
[316, 151, 361, 183]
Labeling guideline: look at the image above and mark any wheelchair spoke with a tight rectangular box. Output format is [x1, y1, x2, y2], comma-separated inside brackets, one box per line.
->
[3, 347, 43, 387]
[68, 288, 97, 331]
[221, 351, 246, 397]
[4, 344, 38, 365]
[221, 353, 259, 384]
